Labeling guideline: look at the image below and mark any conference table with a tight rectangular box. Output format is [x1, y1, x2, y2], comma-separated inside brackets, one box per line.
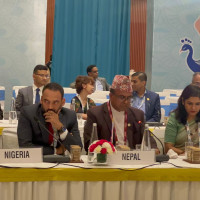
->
[0, 155, 200, 200]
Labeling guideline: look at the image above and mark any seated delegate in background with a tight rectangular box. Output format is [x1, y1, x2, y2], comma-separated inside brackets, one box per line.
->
[164, 84, 200, 155]
[71, 76, 96, 120]
[131, 72, 161, 122]
[70, 64, 110, 91]
[15, 65, 50, 114]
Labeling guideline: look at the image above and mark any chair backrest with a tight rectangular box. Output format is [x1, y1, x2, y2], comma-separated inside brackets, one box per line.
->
[63, 88, 110, 108]
[88, 91, 110, 99]
[160, 99, 170, 116]
[63, 88, 76, 109]
[160, 108, 165, 123]
[0, 86, 5, 110]
[12, 86, 27, 98]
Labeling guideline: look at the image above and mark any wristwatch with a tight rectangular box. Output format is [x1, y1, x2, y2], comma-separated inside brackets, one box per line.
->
[57, 126, 66, 134]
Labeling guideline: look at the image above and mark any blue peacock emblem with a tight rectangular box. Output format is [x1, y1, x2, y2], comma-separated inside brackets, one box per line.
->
[180, 38, 200, 72]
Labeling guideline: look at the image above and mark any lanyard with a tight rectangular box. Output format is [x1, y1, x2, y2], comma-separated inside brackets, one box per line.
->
[185, 121, 200, 143]
[107, 101, 128, 145]
[77, 95, 89, 113]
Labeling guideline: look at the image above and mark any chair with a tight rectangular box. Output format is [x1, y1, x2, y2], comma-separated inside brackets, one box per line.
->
[63, 88, 76, 109]
[88, 91, 110, 99]
[12, 86, 27, 98]
[0, 86, 5, 110]
[160, 108, 165, 123]
[160, 99, 171, 116]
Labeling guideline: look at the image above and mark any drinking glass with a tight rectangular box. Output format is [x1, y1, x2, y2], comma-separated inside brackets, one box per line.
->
[135, 144, 141, 151]
[76, 113, 82, 126]
[9, 111, 17, 124]
[185, 141, 193, 160]
[87, 152, 95, 163]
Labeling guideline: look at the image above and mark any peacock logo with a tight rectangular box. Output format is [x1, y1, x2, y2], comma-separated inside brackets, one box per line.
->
[180, 16, 200, 72]
[180, 38, 200, 72]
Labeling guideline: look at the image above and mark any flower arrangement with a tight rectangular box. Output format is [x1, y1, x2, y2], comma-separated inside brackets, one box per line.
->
[88, 139, 116, 155]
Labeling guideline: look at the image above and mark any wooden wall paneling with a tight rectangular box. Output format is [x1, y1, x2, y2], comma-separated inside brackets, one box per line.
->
[130, 0, 147, 72]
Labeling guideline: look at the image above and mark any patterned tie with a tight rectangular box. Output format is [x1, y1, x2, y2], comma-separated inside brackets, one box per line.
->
[48, 122, 54, 145]
[35, 88, 40, 104]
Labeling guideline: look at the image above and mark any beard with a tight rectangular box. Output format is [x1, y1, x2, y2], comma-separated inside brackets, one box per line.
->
[42, 105, 62, 114]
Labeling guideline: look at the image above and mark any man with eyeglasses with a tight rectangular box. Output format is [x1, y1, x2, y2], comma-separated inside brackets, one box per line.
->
[84, 75, 157, 151]
[70, 65, 110, 91]
[131, 72, 161, 122]
[16, 65, 50, 113]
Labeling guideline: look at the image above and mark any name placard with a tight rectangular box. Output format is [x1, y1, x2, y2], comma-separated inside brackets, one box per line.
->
[0, 148, 43, 163]
[108, 150, 155, 165]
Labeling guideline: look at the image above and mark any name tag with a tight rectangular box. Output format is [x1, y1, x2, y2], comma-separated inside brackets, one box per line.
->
[108, 150, 155, 165]
[0, 148, 42, 163]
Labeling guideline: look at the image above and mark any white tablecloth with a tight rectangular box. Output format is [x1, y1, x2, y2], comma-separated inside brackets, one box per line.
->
[0, 156, 200, 200]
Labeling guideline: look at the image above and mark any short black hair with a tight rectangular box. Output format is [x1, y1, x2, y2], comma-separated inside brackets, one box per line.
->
[132, 72, 147, 82]
[192, 72, 200, 79]
[86, 65, 96, 74]
[175, 84, 200, 124]
[33, 65, 49, 74]
[42, 82, 64, 98]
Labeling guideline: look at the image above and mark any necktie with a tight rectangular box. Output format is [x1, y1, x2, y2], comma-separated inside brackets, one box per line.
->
[35, 88, 40, 104]
[48, 122, 54, 145]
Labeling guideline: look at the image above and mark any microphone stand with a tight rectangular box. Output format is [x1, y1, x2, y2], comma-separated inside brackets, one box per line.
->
[34, 117, 70, 163]
[146, 124, 169, 162]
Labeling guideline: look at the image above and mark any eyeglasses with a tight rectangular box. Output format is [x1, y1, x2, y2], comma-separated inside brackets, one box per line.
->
[91, 70, 98, 73]
[36, 74, 50, 78]
[114, 94, 133, 101]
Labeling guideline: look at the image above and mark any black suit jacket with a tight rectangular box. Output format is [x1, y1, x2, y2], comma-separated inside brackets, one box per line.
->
[84, 102, 147, 152]
[17, 104, 82, 155]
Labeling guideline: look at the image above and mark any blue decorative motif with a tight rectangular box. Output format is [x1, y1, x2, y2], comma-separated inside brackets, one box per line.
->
[180, 38, 200, 72]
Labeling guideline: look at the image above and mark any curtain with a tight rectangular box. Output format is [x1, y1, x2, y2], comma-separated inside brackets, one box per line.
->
[52, 0, 131, 87]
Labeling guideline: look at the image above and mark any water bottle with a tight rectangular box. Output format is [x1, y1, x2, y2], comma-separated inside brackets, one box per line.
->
[88, 123, 98, 163]
[10, 97, 16, 111]
[90, 123, 98, 145]
[9, 97, 17, 124]
[141, 124, 151, 151]
[70, 98, 76, 111]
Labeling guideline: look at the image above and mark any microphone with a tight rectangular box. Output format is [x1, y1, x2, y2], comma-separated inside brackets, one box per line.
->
[147, 126, 169, 162]
[145, 121, 165, 127]
[34, 116, 70, 163]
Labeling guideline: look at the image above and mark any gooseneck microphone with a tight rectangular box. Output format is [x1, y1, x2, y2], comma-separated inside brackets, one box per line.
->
[34, 117, 70, 163]
[145, 123, 169, 162]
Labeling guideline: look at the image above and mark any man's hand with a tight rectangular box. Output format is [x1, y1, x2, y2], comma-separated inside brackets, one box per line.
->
[56, 144, 66, 155]
[43, 110, 63, 130]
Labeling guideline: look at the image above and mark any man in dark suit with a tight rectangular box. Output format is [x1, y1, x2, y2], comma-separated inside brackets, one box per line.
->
[70, 64, 110, 91]
[17, 82, 82, 155]
[131, 72, 161, 122]
[84, 75, 157, 152]
[15, 65, 50, 113]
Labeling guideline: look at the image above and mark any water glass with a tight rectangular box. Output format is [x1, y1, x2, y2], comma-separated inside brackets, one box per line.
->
[87, 152, 95, 163]
[76, 113, 82, 126]
[185, 141, 193, 159]
[135, 144, 141, 151]
[9, 111, 17, 124]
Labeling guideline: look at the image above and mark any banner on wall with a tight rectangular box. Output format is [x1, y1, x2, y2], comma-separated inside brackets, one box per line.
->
[151, 1, 200, 92]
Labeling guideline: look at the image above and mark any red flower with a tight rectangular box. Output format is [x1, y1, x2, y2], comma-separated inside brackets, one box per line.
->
[101, 148, 107, 154]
